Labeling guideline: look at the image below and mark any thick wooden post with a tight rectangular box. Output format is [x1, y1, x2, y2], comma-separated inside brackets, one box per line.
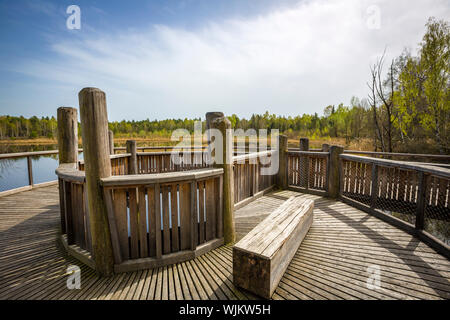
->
[57, 107, 78, 164]
[79, 87, 114, 276]
[322, 144, 330, 152]
[277, 135, 288, 189]
[108, 130, 114, 155]
[57, 107, 78, 235]
[300, 138, 309, 151]
[126, 140, 138, 174]
[328, 145, 344, 198]
[212, 116, 235, 244]
[206, 112, 224, 144]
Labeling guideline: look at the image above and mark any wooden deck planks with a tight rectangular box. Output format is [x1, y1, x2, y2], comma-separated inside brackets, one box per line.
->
[0, 185, 448, 300]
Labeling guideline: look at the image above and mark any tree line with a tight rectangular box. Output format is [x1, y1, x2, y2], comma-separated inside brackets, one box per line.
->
[0, 18, 448, 154]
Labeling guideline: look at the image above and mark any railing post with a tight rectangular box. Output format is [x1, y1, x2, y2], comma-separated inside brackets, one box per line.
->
[300, 138, 309, 151]
[211, 116, 235, 244]
[328, 145, 344, 198]
[205, 112, 224, 145]
[415, 171, 427, 230]
[57, 107, 78, 164]
[27, 156, 33, 186]
[370, 164, 379, 208]
[126, 140, 138, 174]
[79, 87, 114, 276]
[322, 144, 330, 152]
[299, 138, 309, 188]
[277, 135, 288, 189]
[57, 106, 78, 236]
[108, 130, 115, 155]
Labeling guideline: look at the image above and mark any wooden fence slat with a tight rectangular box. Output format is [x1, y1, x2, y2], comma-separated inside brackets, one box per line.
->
[154, 184, 162, 259]
[129, 188, 139, 259]
[205, 178, 216, 241]
[198, 181, 205, 244]
[113, 189, 129, 260]
[147, 186, 156, 257]
[180, 183, 191, 250]
[162, 185, 171, 254]
[170, 183, 179, 252]
[138, 187, 148, 258]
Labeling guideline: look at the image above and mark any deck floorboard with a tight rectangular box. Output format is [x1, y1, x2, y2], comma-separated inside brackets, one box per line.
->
[0, 185, 449, 300]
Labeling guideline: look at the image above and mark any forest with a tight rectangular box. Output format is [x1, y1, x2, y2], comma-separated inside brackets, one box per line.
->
[0, 18, 448, 154]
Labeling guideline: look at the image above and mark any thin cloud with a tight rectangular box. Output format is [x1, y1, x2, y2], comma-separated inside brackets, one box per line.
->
[12, 0, 450, 120]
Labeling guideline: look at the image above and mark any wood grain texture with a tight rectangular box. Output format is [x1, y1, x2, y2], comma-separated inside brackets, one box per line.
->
[0, 185, 449, 300]
[233, 196, 314, 298]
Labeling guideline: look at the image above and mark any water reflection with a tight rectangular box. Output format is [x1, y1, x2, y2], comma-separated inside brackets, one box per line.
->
[0, 144, 83, 192]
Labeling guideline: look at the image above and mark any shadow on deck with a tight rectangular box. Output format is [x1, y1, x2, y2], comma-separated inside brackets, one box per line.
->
[0, 185, 449, 300]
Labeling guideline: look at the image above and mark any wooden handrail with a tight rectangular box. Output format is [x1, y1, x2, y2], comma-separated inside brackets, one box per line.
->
[343, 150, 450, 160]
[232, 150, 275, 162]
[100, 168, 223, 187]
[341, 154, 450, 179]
[287, 151, 329, 156]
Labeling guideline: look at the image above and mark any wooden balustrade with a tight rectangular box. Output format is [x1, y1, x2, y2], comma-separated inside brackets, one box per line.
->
[56, 162, 224, 272]
[232, 150, 277, 209]
[287, 151, 329, 195]
[339, 154, 450, 256]
[55, 164, 91, 255]
[137, 151, 210, 174]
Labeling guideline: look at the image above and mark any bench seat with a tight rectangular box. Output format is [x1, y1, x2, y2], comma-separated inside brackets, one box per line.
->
[233, 196, 314, 299]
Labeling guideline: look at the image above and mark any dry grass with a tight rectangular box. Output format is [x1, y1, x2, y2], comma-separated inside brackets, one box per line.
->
[0, 135, 377, 151]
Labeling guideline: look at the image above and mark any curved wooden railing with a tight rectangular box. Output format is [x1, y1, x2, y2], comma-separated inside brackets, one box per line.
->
[339, 154, 450, 255]
[232, 150, 277, 209]
[56, 153, 224, 272]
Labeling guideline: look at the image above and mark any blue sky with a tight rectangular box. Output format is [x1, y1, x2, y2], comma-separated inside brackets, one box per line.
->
[0, 0, 449, 121]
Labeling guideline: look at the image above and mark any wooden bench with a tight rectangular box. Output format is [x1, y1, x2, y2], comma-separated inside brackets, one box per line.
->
[233, 196, 314, 299]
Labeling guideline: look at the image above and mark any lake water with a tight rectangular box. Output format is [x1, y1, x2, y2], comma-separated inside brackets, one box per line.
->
[0, 147, 83, 192]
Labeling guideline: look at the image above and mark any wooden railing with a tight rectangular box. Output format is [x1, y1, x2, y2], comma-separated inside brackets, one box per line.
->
[0, 149, 83, 196]
[287, 151, 329, 195]
[137, 151, 210, 173]
[232, 150, 277, 209]
[55, 163, 91, 259]
[57, 157, 224, 272]
[101, 168, 224, 272]
[339, 154, 450, 255]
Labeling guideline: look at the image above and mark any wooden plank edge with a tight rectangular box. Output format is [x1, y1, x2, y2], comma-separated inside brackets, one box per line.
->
[0, 180, 58, 198]
[114, 238, 224, 273]
[233, 185, 275, 211]
[60, 234, 96, 270]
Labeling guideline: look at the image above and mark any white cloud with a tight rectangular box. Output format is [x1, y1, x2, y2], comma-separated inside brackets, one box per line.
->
[14, 0, 450, 120]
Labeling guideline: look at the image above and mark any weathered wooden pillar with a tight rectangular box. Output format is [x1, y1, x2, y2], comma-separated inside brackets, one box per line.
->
[277, 135, 288, 189]
[299, 138, 309, 188]
[79, 87, 114, 276]
[212, 116, 235, 244]
[205, 112, 224, 155]
[328, 145, 344, 198]
[126, 140, 138, 174]
[57, 107, 78, 235]
[108, 130, 114, 155]
[57, 107, 78, 164]
[300, 138, 309, 152]
[322, 144, 330, 152]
